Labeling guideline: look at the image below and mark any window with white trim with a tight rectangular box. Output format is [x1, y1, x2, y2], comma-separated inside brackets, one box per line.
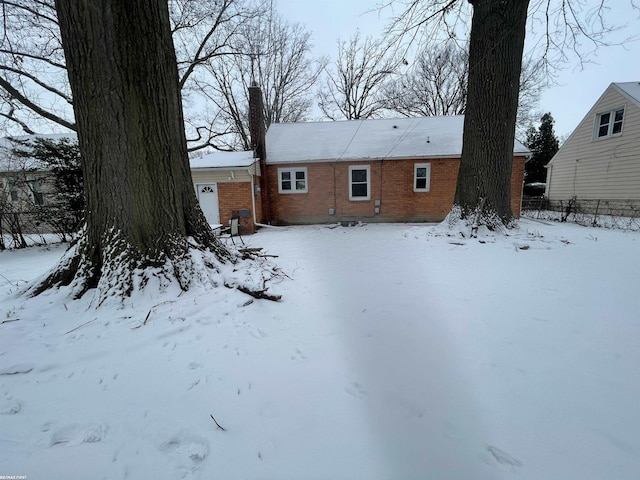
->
[413, 163, 431, 192]
[594, 107, 625, 139]
[349, 165, 370, 200]
[278, 167, 307, 193]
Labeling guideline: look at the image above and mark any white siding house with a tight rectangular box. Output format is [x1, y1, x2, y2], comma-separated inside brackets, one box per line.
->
[545, 82, 640, 213]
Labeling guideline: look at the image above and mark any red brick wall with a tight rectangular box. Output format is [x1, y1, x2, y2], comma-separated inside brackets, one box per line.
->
[510, 156, 526, 217]
[267, 157, 526, 224]
[217, 182, 256, 234]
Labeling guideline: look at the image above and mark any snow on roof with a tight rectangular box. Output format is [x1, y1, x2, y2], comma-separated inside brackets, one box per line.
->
[189, 150, 256, 169]
[614, 82, 640, 107]
[266, 116, 529, 164]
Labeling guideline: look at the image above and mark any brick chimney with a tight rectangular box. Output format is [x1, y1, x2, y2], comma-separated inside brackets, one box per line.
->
[248, 82, 266, 163]
[247, 83, 271, 223]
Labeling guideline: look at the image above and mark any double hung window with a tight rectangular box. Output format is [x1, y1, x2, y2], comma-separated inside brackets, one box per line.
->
[349, 166, 370, 200]
[595, 108, 625, 139]
[278, 167, 307, 193]
[413, 163, 431, 192]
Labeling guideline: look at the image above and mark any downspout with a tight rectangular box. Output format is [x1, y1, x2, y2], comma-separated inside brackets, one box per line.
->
[249, 169, 281, 229]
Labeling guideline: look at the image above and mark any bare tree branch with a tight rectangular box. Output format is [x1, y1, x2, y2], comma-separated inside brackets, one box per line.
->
[0, 110, 35, 134]
[319, 31, 404, 120]
[0, 65, 71, 102]
[0, 49, 66, 70]
[0, 76, 74, 130]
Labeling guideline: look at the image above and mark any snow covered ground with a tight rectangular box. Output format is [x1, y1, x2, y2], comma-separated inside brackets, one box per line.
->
[1, 219, 639, 479]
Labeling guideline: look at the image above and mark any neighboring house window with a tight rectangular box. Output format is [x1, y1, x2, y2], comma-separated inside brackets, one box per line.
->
[349, 165, 370, 201]
[8, 180, 18, 202]
[30, 179, 44, 206]
[413, 163, 431, 192]
[595, 107, 625, 139]
[278, 167, 307, 193]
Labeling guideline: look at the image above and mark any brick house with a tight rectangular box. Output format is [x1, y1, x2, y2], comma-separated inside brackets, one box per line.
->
[190, 150, 262, 234]
[259, 115, 528, 225]
[2, 86, 529, 234]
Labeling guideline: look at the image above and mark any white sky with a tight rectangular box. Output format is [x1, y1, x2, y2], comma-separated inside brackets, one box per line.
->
[277, 0, 640, 140]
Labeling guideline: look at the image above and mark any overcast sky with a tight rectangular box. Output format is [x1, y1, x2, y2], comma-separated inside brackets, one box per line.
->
[278, 0, 640, 140]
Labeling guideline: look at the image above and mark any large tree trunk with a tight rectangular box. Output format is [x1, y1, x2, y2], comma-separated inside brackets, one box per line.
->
[453, 0, 530, 228]
[29, 0, 232, 303]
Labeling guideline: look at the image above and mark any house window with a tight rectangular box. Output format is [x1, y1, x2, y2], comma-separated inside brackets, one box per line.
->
[414, 163, 431, 192]
[8, 180, 18, 202]
[278, 167, 307, 193]
[595, 107, 625, 139]
[30, 179, 44, 205]
[349, 165, 370, 201]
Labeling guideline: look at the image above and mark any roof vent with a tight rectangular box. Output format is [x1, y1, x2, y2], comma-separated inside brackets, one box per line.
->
[393, 125, 398, 129]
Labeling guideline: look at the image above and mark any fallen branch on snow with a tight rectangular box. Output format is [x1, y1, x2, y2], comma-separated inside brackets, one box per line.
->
[142, 300, 177, 326]
[64, 318, 96, 334]
[235, 285, 282, 302]
[1, 318, 20, 324]
[210, 414, 226, 431]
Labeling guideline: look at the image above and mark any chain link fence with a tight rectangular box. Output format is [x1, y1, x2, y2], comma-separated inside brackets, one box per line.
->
[521, 197, 640, 231]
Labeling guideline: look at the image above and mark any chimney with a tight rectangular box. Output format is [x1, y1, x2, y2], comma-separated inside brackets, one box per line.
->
[247, 83, 271, 223]
[248, 82, 266, 163]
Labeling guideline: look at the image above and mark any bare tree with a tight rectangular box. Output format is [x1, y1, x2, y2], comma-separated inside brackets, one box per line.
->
[381, 40, 545, 137]
[0, 0, 266, 151]
[516, 54, 546, 138]
[454, 0, 530, 226]
[382, 41, 468, 117]
[0, 0, 73, 132]
[170, 0, 268, 151]
[203, 12, 326, 150]
[319, 31, 404, 120]
[24, 0, 277, 304]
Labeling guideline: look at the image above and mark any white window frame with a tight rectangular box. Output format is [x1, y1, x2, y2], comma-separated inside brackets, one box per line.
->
[594, 107, 625, 140]
[413, 163, 431, 192]
[277, 167, 308, 194]
[349, 165, 370, 201]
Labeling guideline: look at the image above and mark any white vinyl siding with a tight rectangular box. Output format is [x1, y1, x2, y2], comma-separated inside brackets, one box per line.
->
[546, 85, 640, 201]
[191, 169, 253, 184]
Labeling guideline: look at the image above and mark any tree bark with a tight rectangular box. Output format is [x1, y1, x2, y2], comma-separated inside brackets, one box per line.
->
[29, 0, 231, 302]
[453, 0, 530, 227]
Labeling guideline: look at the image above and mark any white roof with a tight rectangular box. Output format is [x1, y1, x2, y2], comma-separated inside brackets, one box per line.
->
[266, 116, 529, 164]
[613, 82, 640, 107]
[189, 150, 256, 169]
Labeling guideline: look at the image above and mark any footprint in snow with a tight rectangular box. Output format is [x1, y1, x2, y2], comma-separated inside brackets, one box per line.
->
[290, 348, 306, 361]
[486, 445, 523, 470]
[345, 381, 368, 399]
[160, 432, 209, 477]
[249, 328, 267, 339]
[0, 399, 22, 415]
[49, 423, 108, 447]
